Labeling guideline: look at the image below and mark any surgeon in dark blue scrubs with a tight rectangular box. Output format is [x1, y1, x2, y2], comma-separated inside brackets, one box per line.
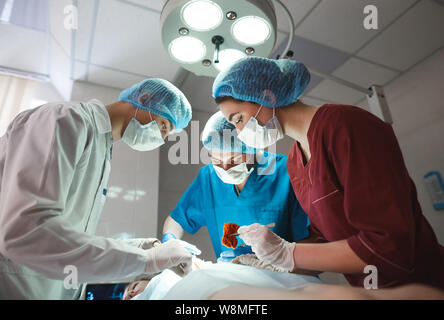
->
[162, 111, 309, 261]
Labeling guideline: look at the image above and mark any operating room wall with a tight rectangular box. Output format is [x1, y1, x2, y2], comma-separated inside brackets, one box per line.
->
[70, 81, 160, 240]
[384, 47, 444, 245]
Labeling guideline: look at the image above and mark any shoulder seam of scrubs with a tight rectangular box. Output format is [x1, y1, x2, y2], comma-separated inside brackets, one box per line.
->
[88, 100, 112, 134]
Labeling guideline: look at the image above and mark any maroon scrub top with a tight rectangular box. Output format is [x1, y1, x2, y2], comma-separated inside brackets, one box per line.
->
[287, 104, 444, 289]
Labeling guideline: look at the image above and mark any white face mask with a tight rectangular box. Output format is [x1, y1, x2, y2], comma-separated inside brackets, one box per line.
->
[237, 106, 284, 149]
[122, 110, 165, 151]
[213, 162, 254, 185]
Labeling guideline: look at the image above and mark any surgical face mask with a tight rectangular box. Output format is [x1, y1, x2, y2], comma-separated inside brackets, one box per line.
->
[213, 162, 254, 185]
[237, 106, 284, 149]
[122, 109, 165, 151]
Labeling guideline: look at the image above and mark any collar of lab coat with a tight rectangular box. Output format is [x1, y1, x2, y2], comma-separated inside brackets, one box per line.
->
[88, 99, 112, 134]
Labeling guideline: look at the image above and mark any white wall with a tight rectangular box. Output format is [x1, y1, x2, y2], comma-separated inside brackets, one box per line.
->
[70, 80, 160, 239]
[386, 47, 444, 244]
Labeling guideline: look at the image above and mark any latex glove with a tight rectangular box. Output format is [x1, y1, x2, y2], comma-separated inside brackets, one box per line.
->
[238, 223, 296, 272]
[120, 238, 161, 250]
[145, 239, 193, 275]
[232, 254, 288, 273]
[161, 233, 201, 256]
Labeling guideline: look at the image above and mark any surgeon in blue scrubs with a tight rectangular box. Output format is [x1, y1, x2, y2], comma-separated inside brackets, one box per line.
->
[162, 111, 309, 261]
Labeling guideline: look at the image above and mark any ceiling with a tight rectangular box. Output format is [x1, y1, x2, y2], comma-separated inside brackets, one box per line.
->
[1, 0, 444, 108]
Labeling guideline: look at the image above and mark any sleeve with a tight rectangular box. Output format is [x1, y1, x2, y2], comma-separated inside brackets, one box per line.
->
[0, 104, 150, 283]
[327, 108, 416, 282]
[287, 190, 310, 242]
[170, 168, 207, 234]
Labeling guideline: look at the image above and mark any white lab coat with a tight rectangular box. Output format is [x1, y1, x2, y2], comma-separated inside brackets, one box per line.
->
[0, 100, 151, 300]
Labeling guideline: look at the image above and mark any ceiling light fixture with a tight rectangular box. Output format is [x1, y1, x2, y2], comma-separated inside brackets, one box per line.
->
[161, 0, 286, 77]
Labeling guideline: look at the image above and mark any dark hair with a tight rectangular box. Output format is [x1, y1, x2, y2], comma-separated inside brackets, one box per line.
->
[214, 96, 243, 105]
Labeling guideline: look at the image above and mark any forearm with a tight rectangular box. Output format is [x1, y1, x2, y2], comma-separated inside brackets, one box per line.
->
[0, 215, 149, 282]
[163, 216, 184, 239]
[292, 240, 367, 274]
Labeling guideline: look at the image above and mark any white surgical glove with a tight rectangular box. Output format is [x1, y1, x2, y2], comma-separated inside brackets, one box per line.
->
[121, 238, 161, 250]
[145, 239, 193, 275]
[161, 233, 201, 255]
[232, 254, 288, 273]
[175, 239, 202, 256]
[238, 223, 296, 272]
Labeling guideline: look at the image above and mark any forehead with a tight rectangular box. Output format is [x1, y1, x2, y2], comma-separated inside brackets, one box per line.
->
[219, 100, 259, 121]
[211, 150, 243, 161]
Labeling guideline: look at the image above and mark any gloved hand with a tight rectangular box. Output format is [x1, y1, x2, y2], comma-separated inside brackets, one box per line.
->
[238, 223, 296, 272]
[232, 254, 288, 273]
[145, 239, 193, 275]
[161, 233, 201, 256]
[120, 238, 161, 250]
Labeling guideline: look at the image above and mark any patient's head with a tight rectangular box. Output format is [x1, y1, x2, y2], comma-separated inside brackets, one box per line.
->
[122, 278, 151, 300]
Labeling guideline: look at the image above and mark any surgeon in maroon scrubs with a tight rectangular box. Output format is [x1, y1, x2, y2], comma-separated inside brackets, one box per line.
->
[213, 56, 444, 289]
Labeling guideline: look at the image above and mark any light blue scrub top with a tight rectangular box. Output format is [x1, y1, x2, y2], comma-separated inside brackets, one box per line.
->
[170, 152, 310, 258]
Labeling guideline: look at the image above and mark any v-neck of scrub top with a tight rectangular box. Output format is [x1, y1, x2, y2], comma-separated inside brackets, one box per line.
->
[223, 166, 258, 201]
[292, 106, 324, 179]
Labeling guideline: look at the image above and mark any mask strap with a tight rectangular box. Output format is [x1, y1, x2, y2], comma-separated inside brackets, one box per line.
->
[254, 105, 264, 119]
[149, 111, 153, 122]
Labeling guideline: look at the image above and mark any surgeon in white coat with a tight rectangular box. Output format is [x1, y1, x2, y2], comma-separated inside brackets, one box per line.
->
[0, 78, 193, 300]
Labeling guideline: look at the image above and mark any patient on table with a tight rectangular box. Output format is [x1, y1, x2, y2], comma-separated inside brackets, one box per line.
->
[122, 254, 444, 300]
[123, 255, 322, 300]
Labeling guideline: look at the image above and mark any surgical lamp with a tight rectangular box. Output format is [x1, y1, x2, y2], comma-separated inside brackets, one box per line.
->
[161, 0, 280, 77]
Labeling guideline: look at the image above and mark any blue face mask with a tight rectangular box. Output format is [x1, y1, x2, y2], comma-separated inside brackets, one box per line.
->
[122, 110, 165, 151]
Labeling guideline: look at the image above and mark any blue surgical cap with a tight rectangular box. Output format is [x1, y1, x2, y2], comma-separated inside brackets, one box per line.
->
[119, 78, 192, 132]
[202, 111, 256, 155]
[213, 57, 311, 108]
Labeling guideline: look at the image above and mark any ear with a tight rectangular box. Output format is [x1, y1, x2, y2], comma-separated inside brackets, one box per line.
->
[260, 89, 277, 106]
[139, 93, 151, 105]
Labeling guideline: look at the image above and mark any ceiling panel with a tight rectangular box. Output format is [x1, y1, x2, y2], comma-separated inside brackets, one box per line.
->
[74, 0, 97, 62]
[294, 0, 417, 53]
[123, 0, 166, 11]
[274, 0, 320, 33]
[308, 79, 365, 105]
[90, 0, 179, 81]
[8, 0, 48, 32]
[301, 95, 329, 106]
[0, 23, 48, 74]
[273, 34, 350, 73]
[332, 57, 399, 88]
[87, 65, 148, 89]
[48, 0, 72, 56]
[357, 0, 444, 71]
